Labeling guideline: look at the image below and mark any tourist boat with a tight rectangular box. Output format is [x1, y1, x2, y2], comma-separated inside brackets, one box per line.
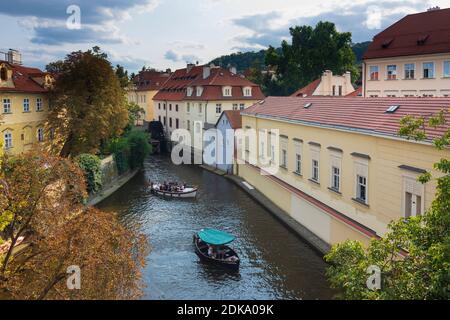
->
[193, 228, 240, 270]
[151, 183, 198, 198]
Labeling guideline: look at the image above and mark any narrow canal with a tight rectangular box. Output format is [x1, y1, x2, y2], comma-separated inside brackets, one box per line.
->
[97, 156, 334, 300]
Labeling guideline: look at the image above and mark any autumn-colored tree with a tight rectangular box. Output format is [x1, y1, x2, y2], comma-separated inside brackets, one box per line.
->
[47, 47, 129, 157]
[325, 110, 449, 300]
[0, 151, 149, 299]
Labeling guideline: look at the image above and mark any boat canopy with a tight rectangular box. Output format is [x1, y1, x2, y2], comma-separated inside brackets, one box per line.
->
[198, 228, 235, 246]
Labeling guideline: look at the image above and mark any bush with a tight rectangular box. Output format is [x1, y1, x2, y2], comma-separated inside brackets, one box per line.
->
[127, 130, 151, 169]
[75, 154, 103, 194]
[105, 130, 151, 174]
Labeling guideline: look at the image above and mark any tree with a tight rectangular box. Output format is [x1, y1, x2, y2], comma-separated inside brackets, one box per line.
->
[0, 151, 149, 299]
[126, 102, 145, 130]
[265, 21, 359, 95]
[115, 64, 130, 89]
[47, 47, 129, 158]
[325, 110, 449, 300]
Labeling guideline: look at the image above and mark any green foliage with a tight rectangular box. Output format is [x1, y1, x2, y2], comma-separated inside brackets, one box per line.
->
[125, 102, 145, 132]
[325, 110, 450, 300]
[47, 46, 129, 157]
[75, 154, 103, 194]
[265, 21, 359, 96]
[115, 64, 130, 88]
[126, 130, 151, 170]
[106, 130, 151, 174]
[210, 50, 269, 72]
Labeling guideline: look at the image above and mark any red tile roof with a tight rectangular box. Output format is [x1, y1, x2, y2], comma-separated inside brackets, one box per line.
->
[291, 79, 321, 97]
[242, 97, 450, 141]
[364, 8, 450, 60]
[153, 65, 265, 101]
[133, 70, 171, 92]
[346, 86, 362, 97]
[220, 110, 242, 129]
[0, 61, 48, 93]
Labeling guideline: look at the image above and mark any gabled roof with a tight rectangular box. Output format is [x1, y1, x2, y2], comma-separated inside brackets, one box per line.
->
[153, 65, 265, 101]
[153, 65, 203, 101]
[133, 70, 171, 92]
[346, 87, 362, 97]
[242, 97, 449, 141]
[291, 79, 321, 97]
[364, 8, 450, 60]
[216, 110, 242, 129]
[0, 61, 49, 93]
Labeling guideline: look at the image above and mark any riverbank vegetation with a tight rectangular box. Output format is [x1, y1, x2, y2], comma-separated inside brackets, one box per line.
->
[325, 111, 449, 300]
[0, 151, 149, 299]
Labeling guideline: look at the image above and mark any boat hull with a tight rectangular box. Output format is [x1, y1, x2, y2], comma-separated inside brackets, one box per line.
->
[193, 234, 240, 270]
[151, 186, 198, 198]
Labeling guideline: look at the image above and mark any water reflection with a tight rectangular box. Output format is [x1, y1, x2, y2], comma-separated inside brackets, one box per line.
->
[97, 156, 334, 300]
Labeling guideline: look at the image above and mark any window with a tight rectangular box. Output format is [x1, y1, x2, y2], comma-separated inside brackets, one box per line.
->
[0, 67, 7, 81]
[36, 98, 43, 111]
[387, 65, 397, 80]
[4, 131, 12, 148]
[158, 103, 161, 110]
[37, 128, 44, 142]
[295, 154, 302, 175]
[187, 103, 190, 113]
[332, 85, 336, 96]
[423, 62, 434, 79]
[444, 61, 450, 78]
[169, 104, 172, 111]
[369, 66, 379, 80]
[216, 104, 222, 114]
[243, 87, 252, 97]
[196, 87, 203, 96]
[163, 104, 166, 110]
[163, 116, 166, 126]
[176, 104, 179, 112]
[175, 118, 179, 129]
[240, 104, 245, 110]
[3, 99, 11, 113]
[169, 118, 172, 128]
[312, 160, 319, 182]
[187, 120, 191, 131]
[233, 104, 238, 110]
[405, 193, 422, 217]
[158, 115, 161, 123]
[223, 87, 232, 97]
[187, 87, 193, 96]
[338, 86, 342, 96]
[23, 98, 30, 112]
[403, 176, 424, 218]
[405, 63, 415, 79]
[356, 175, 367, 203]
[331, 167, 340, 191]
[198, 104, 202, 113]
[280, 137, 288, 168]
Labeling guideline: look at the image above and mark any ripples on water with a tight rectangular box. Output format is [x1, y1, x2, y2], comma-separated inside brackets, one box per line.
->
[97, 156, 334, 300]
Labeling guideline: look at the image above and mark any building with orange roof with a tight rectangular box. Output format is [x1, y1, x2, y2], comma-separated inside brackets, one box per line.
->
[363, 7, 450, 97]
[237, 96, 449, 248]
[0, 50, 53, 155]
[153, 63, 264, 141]
[127, 69, 171, 123]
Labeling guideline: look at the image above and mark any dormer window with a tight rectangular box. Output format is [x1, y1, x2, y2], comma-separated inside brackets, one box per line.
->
[0, 67, 7, 81]
[223, 86, 232, 97]
[196, 86, 203, 97]
[243, 87, 252, 97]
[187, 87, 193, 96]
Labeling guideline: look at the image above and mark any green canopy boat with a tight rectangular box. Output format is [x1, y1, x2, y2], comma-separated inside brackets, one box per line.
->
[193, 229, 240, 270]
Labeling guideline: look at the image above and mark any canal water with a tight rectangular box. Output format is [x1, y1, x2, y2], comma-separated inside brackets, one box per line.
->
[97, 156, 334, 300]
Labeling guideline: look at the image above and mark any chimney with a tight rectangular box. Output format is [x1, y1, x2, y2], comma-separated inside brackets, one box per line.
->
[427, 6, 440, 11]
[229, 65, 237, 75]
[203, 65, 211, 79]
[7, 49, 22, 65]
[186, 63, 195, 73]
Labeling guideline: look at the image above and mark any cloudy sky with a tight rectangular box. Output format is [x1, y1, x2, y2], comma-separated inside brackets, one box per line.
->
[0, 0, 448, 72]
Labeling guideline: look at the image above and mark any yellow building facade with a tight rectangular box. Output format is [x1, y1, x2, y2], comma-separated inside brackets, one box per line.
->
[237, 97, 449, 247]
[0, 60, 51, 155]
